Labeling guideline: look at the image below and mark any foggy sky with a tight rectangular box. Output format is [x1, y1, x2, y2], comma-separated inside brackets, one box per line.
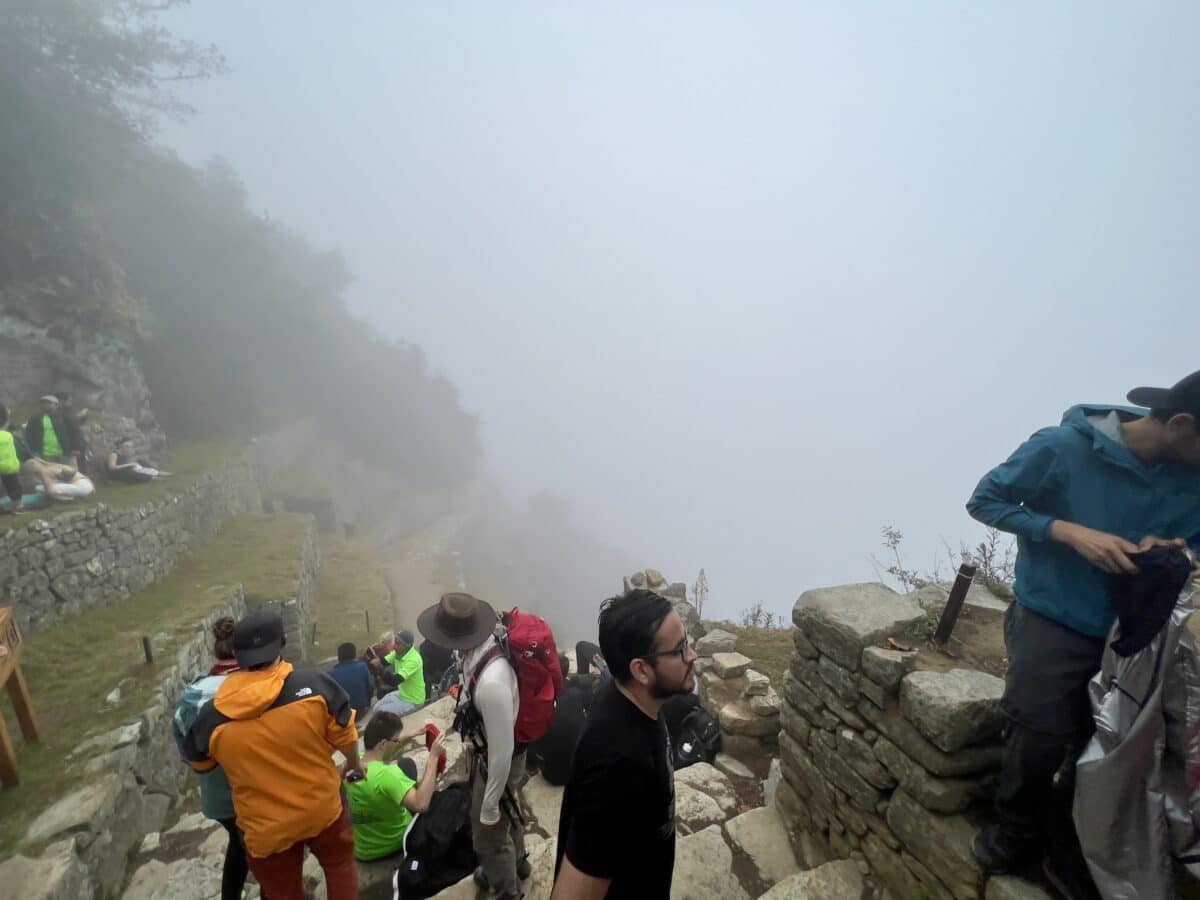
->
[159, 2, 1200, 620]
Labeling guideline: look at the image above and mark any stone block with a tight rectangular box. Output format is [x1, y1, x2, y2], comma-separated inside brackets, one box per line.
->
[836, 728, 896, 791]
[757, 859, 863, 899]
[0, 838, 94, 900]
[720, 700, 781, 737]
[986, 875, 1057, 900]
[818, 655, 860, 703]
[874, 737, 996, 814]
[723, 806, 801, 889]
[715, 753, 755, 780]
[862, 832, 927, 900]
[861, 646, 917, 689]
[781, 671, 824, 724]
[712, 651, 752, 678]
[779, 698, 811, 748]
[859, 677, 897, 710]
[792, 582, 927, 671]
[903, 850, 956, 900]
[858, 702, 1001, 777]
[670, 824, 749, 900]
[900, 669, 1005, 753]
[674, 781, 726, 835]
[886, 789, 983, 900]
[695, 628, 737, 656]
[701, 669, 749, 709]
[744, 668, 770, 696]
[750, 686, 781, 717]
[792, 628, 819, 659]
[674, 762, 739, 817]
[792, 658, 867, 729]
[809, 725, 883, 812]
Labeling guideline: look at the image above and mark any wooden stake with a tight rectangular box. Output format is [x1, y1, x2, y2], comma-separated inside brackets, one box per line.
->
[934, 563, 978, 644]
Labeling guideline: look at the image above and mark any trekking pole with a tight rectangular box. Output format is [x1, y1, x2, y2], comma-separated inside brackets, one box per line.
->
[934, 563, 978, 644]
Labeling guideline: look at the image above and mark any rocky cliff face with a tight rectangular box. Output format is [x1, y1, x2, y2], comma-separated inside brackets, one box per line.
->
[0, 275, 164, 450]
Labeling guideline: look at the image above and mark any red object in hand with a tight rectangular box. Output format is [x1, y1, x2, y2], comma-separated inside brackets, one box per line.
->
[425, 724, 447, 775]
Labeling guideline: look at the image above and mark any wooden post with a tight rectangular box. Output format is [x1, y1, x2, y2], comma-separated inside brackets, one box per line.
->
[365, 609, 371, 636]
[934, 563, 978, 645]
[0, 608, 39, 787]
[141, 635, 154, 664]
[311, 622, 318, 646]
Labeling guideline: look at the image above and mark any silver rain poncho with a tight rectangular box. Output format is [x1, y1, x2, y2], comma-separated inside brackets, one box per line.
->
[1074, 580, 1200, 899]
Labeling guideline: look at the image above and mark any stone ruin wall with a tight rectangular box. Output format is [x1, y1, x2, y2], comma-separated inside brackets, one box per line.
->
[0, 422, 317, 637]
[772, 581, 1028, 900]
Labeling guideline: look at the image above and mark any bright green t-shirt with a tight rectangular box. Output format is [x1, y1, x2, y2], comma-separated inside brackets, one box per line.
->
[41, 415, 62, 457]
[346, 761, 417, 860]
[385, 646, 426, 705]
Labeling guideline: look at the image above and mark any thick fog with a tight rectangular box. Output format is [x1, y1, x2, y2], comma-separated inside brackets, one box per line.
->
[159, 3, 1199, 621]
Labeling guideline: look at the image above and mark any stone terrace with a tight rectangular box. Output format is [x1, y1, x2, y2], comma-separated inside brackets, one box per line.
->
[774, 581, 1057, 899]
[0, 513, 319, 895]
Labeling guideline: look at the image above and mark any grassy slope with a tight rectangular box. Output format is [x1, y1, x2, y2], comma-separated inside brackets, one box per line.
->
[307, 536, 391, 661]
[731, 626, 793, 688]
[0, 513, 313, 853]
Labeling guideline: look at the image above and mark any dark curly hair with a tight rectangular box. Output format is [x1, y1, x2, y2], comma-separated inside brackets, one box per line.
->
[212, 616, 236, 660]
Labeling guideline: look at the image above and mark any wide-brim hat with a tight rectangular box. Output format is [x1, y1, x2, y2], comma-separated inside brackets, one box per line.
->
[417, 592, 498, 650]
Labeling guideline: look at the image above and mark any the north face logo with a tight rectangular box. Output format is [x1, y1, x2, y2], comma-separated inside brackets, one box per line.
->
[295, 687, 313, 698]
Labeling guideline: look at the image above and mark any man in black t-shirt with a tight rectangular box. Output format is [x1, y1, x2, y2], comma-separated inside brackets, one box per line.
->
[552, 589, 698, 900]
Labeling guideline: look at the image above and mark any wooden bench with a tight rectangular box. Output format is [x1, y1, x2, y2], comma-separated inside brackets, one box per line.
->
[0, 607, 40, 787]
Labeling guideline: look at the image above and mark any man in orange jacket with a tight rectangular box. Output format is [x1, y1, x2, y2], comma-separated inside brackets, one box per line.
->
[183, 609, 363, 900]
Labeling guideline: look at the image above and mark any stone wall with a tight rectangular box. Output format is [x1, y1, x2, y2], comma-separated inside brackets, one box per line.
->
[0, 457, 265, 635]
[0, 587, 248, 900]
[695, 629, 781, 766]
[774, 582, 1021, 900]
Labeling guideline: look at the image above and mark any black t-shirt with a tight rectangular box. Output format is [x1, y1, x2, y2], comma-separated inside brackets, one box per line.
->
[554, 679, 676, 899]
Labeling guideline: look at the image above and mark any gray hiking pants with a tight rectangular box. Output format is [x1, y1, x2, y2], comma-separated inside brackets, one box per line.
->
[470, 749, 527, 898]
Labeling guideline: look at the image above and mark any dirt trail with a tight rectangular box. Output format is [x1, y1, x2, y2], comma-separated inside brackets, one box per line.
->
[379, 514, 465, 633]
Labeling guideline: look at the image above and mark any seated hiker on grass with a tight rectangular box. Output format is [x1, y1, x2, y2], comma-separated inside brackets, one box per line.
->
[106, 437, 168, 483]
[345, 711, 447, 861]
[373, 628, 427, 716]
[329, 642, 373, 722]
[24, 395, 72, 464]
[27, 460, 95, 501]
[1, 404, 27, 515]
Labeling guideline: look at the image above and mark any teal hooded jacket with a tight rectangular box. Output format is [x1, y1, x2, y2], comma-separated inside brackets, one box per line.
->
[967, 405, 1200, 638]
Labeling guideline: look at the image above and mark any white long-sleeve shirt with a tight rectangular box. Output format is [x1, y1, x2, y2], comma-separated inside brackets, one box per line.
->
[461, 636, 519, 826]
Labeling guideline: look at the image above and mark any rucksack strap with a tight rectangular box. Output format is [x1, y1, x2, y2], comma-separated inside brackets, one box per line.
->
[466, 643, 509, 697]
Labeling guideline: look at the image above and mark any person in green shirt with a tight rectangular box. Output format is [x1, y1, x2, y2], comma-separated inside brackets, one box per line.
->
[384, 629, 427, 708]
[346, 711, 446, 861]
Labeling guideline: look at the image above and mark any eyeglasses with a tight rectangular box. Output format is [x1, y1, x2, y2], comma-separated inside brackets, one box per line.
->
[640, 636, 691, 665]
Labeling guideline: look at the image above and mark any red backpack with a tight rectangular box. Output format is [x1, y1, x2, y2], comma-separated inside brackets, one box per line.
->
[467, 607, 563, 744]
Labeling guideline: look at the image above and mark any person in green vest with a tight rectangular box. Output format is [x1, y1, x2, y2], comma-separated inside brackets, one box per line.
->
[24, 395, 71, 463]
[374, 629, 427, 716]
[0, 403, 27, 514]
[345, 711, 446, 861]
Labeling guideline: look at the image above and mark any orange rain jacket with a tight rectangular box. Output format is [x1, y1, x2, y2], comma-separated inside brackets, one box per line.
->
[182, 660, 358, 857]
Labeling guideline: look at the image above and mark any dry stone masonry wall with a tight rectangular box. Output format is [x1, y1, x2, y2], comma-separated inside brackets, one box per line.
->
[0, 588, 248, 900]
[774, 581, 1020, 900]
[696, 630, 781, 766]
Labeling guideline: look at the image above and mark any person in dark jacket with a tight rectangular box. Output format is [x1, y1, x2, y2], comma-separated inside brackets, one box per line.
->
[329, 642, 373, 722]
[57, 392, 89, 472]
[966, 370, 1200, 896]
[24, 395, 72, 463]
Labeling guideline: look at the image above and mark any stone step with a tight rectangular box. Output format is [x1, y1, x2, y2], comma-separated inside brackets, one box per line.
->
[723, 805, 800, 891]
[757, 859, 865, 898]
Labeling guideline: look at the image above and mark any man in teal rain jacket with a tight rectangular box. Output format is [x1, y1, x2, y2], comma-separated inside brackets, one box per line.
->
[966, 370, 1200, 896]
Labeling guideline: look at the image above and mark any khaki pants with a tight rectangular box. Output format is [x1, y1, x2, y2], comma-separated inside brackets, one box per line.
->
[470, 749, 527, 898]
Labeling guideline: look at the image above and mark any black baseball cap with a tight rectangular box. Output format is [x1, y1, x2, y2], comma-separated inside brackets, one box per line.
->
[233, 609, 285, 668]
[1127, 369, 1200, 415]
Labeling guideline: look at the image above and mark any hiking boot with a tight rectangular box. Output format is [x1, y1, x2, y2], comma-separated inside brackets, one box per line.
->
[516, 855, 531, 880]
[971, 826, 1039, 875]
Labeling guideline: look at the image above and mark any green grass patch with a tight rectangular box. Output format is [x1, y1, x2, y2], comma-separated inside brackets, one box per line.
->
[731, 625, 794, 688]
[309, 537, 391, 660]
[0, 439, 240, 534]
[0, 512, 313, 853]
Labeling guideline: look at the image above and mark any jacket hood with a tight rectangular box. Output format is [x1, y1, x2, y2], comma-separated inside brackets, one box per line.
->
[214, 660, 293, 720]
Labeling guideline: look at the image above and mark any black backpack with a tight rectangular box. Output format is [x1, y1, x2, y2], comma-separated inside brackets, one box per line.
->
[393, 781, 477, 899]
[673, 705, 722, 769]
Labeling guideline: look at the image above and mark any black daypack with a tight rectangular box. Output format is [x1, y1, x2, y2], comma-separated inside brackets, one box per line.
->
[673, 705, 722, 769]
[393, 781, 476, 899]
